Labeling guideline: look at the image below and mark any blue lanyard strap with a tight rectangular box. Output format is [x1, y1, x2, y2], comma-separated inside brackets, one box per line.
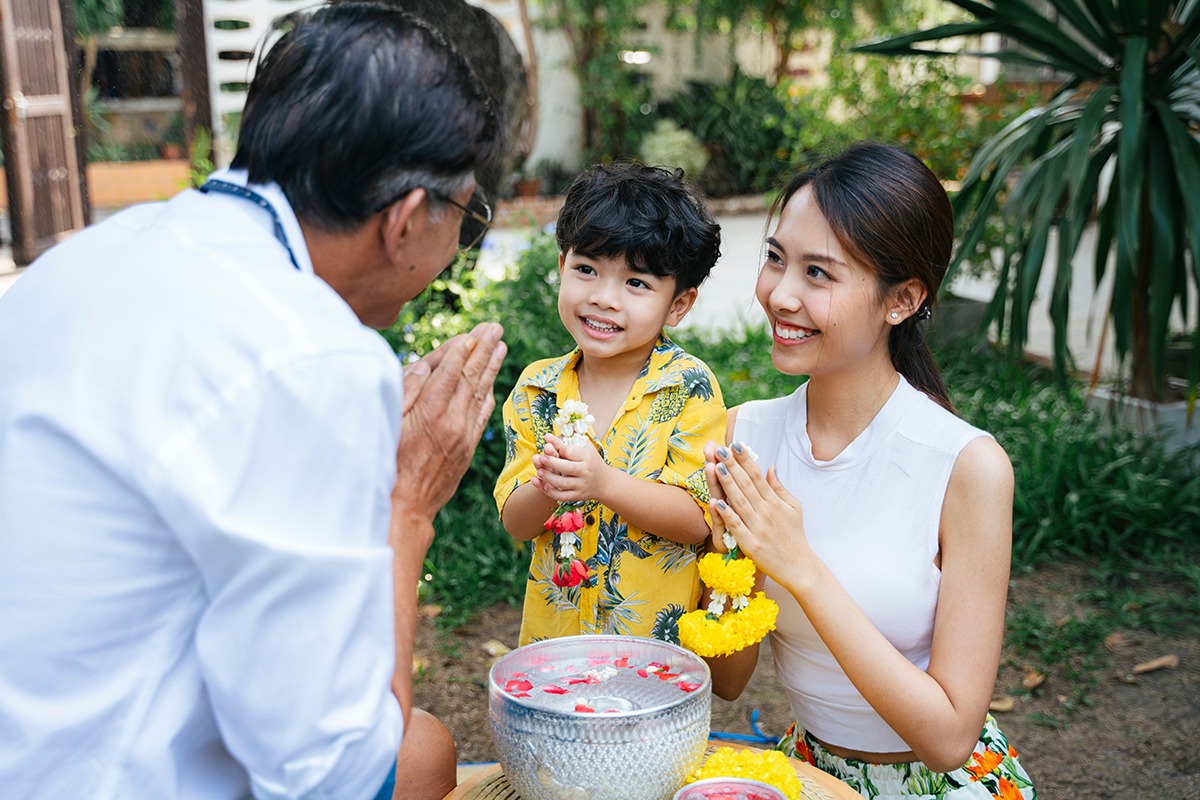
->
[198, 179, 302, 271]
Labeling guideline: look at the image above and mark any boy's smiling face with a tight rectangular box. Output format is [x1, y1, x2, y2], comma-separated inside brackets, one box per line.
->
[557, 249, 697, 372]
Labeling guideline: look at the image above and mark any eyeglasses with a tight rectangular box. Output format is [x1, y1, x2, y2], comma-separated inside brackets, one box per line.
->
[438, 190, 493, 252]
[373, 187, 493, 252]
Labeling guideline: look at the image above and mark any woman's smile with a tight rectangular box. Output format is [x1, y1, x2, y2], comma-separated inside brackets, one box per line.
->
[773, 320, 820, 343]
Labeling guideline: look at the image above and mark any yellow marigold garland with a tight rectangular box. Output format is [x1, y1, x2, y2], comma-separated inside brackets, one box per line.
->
[679, 530, 779, 657]
[686, 747, 802, 800]
[678, 593, 778, 657]
[696, 552, 756, 597]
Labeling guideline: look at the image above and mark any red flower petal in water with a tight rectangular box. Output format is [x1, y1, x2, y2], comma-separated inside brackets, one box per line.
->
[574, 703, 595, 713]
[613, 657, 630, 668]
[566, 675, 600, 685]
[656, 672, 680, 681]
[512, 692, 531, 698]
[677, 682, 701, 692]
[636, 669, 649, 678]
[505, 679, 533, 693]
[542, 685, 568, 694]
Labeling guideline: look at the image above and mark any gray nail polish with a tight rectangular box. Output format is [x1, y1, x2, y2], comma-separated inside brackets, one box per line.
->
[716, 446, 730, 460]
[717, 463, 728, 476]
[732, 441, 744, 454]
[716, 499, 727, 510]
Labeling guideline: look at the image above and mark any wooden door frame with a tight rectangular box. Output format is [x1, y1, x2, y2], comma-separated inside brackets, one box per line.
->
[0, 0, 88, 264]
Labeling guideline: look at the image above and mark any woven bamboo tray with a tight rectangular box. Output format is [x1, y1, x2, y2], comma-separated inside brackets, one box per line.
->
[446, 743, 861, 800]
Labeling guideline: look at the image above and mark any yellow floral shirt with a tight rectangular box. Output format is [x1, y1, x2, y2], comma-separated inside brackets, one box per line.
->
[495, 335, 727, 646]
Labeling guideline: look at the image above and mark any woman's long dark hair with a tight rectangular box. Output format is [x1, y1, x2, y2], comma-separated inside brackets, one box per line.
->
[769, 142, 954, 412]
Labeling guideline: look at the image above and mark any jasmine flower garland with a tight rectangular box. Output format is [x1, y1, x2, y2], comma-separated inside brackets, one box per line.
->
[543, 400, 596, 588]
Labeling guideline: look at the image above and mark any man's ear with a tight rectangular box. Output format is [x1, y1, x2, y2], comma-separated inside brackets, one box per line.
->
[381, 188, 428, 259]
[665, 286, 699, 327]
[887, 278, 928, 324]
[557, 251, 566, 274]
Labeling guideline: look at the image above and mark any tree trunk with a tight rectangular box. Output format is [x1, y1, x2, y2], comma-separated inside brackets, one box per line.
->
[80, 38, 97, 113]
[516, 0, 539, 158]
[770, 19, 792, 86]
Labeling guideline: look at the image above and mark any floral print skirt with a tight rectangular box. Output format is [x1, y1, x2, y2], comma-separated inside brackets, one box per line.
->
[776, 715, 1036, 799]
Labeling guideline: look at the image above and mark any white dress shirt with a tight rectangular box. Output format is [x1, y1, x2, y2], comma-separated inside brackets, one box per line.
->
[0, 170, 404, 799]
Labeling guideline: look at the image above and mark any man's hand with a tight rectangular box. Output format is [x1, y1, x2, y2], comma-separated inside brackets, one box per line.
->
[393, 322, 506, 524]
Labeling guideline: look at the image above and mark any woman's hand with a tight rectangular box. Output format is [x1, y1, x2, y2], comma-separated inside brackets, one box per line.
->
[531, 433, 611, 503]
[709, 441, 811, 589]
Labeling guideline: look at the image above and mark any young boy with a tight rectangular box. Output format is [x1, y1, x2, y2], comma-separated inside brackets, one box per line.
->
[494, 162, 726, 646]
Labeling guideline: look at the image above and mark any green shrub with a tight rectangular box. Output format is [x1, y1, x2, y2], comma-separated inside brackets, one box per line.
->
[638, 120, 709, 183]
[664, 68, 792, 196]
[940, 342, 1200, 566]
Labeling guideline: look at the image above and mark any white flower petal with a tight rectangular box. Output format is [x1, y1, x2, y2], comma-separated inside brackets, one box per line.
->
[707, 592, 728, 616]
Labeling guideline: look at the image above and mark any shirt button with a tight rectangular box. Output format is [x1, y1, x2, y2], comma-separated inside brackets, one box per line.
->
[585, 515, 595, 525]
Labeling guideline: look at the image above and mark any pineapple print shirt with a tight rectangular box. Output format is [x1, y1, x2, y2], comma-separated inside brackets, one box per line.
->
[495, 334, 727, 646]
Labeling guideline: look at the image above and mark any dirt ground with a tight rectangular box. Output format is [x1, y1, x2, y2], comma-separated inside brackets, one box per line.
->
[413, 562, 1200, 798]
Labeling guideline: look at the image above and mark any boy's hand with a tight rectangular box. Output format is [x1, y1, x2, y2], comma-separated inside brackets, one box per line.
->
[531, 433, 611, 504]
[703, 440, 731, 553]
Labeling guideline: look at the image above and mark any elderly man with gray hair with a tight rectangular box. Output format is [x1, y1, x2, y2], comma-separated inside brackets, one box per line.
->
[0, 4, 506, 799]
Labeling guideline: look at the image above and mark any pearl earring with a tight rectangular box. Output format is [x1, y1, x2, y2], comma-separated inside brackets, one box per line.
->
[890, 312, 899, 320]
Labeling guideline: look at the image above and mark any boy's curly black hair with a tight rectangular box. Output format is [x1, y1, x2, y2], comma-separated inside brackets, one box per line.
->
[555, 162, 721, 294]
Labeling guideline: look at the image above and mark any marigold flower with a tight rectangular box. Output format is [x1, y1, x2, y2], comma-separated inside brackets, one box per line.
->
[686, 747, 802, 800]
[678, 593, 778, 657]
[698, 552, 757, 597]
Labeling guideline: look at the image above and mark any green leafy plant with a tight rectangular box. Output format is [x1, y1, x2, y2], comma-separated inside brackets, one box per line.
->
[857, 1, 1200, 403]
[940, 340, 1200, 565]
[638, 119, 709, 181]
[665, 68, 791, 196]
[186, 127, 215, 189]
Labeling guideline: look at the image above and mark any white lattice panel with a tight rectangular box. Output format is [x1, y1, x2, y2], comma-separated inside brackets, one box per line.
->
[200, 1, 523, 165]
[202, 0, 312, 163]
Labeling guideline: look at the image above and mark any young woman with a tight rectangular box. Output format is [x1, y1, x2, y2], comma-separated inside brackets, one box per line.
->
[704, 142, 1036, 799]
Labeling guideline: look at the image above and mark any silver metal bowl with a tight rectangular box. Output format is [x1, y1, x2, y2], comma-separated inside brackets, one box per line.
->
[489, 635, 711, 800]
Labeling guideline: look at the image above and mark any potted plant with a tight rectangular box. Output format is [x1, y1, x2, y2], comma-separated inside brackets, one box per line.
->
[511, 165, 542, 198]
[857, 1, 1200, 428]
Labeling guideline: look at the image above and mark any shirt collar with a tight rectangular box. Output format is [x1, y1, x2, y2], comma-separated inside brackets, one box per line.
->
[204, 167, 315, 276]
[516, 334, 692, 395]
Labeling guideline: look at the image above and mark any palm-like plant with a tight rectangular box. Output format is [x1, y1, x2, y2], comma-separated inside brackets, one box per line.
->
[856, 1, 1200, 404]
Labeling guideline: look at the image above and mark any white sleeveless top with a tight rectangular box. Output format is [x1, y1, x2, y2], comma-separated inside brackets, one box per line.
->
[734, 375, 991, 753]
